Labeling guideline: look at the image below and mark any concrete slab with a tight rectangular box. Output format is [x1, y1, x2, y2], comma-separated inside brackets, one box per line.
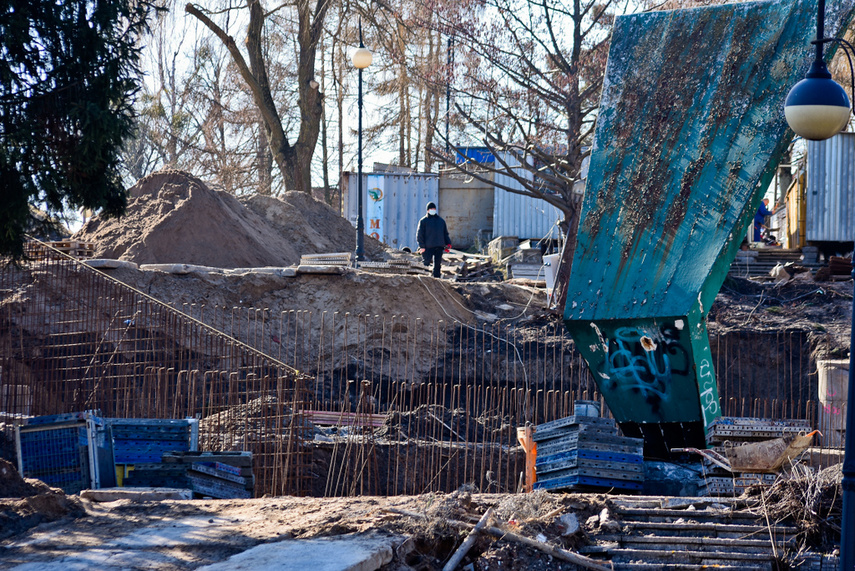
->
[80, 487, 192, 502]
[84, 259, 139, 270]
[197, 532, 405, 571]
[140, 263, 225, 275]
[101, 516, 239, 548]
[7, 548, 192, 571]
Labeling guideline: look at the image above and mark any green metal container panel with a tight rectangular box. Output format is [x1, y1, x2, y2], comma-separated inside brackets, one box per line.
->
[564, 0, 855, 454]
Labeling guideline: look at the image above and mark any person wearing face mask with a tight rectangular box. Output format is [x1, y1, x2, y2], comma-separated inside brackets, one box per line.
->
[416, 201, 451, 278]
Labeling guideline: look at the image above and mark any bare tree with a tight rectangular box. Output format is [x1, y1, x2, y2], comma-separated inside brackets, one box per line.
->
[120, 10, 262, 194]
[186, 0, 332, 194]
[421, 0, 618, 304]
[359, 2, 445, 172]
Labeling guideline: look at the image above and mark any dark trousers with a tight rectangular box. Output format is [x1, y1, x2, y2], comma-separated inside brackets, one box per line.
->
[422, 247, 444, 278]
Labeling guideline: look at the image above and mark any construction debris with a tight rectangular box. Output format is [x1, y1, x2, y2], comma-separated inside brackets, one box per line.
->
[689, 416, 816, 496]
[126, 451, 254, 499]
[532, 406, 645, 493]
[488, 236, 518, 263]
[25, 240, 95, 261]
[442, 252, 500, 282]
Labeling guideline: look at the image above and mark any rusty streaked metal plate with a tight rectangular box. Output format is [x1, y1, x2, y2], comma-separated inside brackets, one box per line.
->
[564, 0, 855, 451]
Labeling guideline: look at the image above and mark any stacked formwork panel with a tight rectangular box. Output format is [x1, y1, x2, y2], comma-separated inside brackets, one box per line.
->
[533, 414, 644, 492]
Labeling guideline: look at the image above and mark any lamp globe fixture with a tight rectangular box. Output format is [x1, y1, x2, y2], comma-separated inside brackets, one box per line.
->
[784, 60, 850, 140]
[352, 47, 373, 70]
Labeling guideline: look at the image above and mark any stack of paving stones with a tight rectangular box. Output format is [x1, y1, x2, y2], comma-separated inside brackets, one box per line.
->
[701, 416, 812, 496]
[533, 404, 645, 492]
[125, 451, 254, 499]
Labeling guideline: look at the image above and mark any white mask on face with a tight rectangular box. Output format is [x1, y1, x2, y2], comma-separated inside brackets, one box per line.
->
[428, 209, 437, 216]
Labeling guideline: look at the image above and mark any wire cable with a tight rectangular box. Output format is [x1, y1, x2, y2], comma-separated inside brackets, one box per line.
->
[415, 274, 530, 395]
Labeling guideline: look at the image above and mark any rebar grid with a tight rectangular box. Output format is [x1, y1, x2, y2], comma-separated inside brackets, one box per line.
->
[0, 249, 312, 497]
[0, 249, 842, 497]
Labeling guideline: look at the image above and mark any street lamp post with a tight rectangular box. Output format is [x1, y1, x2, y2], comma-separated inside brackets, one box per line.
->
[783, 2, 855, 568]
[352, 21, 372, 263]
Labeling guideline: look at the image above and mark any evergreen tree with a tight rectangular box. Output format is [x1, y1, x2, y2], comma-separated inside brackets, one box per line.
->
[0, 0, 156, 258]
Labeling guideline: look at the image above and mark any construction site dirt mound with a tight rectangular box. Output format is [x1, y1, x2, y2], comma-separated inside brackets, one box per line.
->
[242, 192, 385, 261]
[0, 458, 42, 498]
[0, 458, 84, 540]
[73, 170, 383, 268]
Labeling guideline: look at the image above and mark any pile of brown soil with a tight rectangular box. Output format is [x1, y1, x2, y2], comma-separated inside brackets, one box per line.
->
[0, 458, 41, 498]
[73, 170, 383, 268]
[0, 458, 84, 540]
[242, 192, 385, 262]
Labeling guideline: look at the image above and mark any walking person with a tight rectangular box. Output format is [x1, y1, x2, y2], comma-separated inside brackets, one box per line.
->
[416, 201, 451, 278]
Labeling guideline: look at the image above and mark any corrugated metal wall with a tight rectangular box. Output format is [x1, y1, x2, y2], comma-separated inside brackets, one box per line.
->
[806, 132, 855, 242]
[342, 171, 439, 250]
[493, 153, 564, 240]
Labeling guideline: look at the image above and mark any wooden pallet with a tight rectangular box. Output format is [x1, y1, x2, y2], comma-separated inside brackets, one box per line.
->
[300, 252, 353, 266]
[25, 240, 96, 260]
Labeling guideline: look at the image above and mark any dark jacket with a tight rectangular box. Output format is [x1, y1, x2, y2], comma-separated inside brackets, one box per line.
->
[416, 213, 450, 249]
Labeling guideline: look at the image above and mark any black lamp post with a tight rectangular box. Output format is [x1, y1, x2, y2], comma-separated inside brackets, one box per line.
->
[783, 2, 855, 568]
[352, 21, 372, 263]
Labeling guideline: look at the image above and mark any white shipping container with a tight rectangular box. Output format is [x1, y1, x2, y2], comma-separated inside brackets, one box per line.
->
[342, 171, 439, 251]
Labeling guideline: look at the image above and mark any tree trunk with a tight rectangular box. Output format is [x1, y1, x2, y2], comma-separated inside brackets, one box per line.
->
[553, 209, 579, 314]
[186, 0, 329, 196]
[321, 37, 332, 204]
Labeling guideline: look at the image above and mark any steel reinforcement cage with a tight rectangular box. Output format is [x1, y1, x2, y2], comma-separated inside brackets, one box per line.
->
[0, 245, 312, 497]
